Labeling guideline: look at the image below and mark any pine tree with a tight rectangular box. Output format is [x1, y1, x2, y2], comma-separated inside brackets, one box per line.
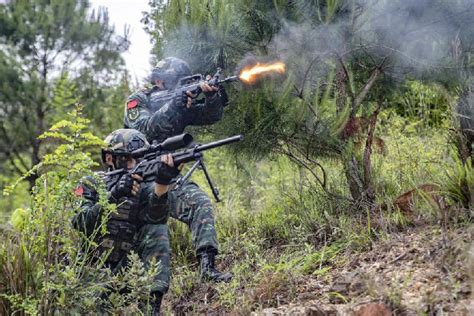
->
[144, 0, 474, 207]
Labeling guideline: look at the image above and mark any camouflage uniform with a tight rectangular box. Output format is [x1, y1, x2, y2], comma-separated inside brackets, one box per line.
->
[73, 129, 172, 296]
[123, 82, 226, 144]
[123, 58, 227, 255]
[73, 176, 171, 294]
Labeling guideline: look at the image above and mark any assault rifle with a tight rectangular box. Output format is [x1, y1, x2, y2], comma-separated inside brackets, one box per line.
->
[103, 133, 243, 202]
[154, 68, 239, 108]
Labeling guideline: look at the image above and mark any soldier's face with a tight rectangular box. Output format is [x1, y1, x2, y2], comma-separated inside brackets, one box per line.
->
[116, 156, 137, 170]
[155, 79, 166, 90]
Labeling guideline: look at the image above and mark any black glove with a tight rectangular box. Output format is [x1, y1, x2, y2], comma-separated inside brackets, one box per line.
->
[110, 173, 135, 201]
[175, 91, 188, 108]
[155, 161, 179, 185]
[218, 85, 229, 107]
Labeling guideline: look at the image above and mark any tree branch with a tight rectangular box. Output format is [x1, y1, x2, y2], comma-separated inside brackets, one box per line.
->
[0, 124, 30, 174]
[351, 58, 386, 117]
[280, 147, 327, 191]
[297, 55, 320, 98]
[335, 52, 355, 100]
[274, 144, 349, 202]
[293, 87, 318, 118]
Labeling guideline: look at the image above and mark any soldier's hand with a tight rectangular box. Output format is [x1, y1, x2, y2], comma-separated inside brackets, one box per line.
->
[111, 173, 141, 200]
[201, 74, 219, 95]
[131, 174, 143, 196]
[184, 76, 218, 108]
[185, 91, 195, 108]
[155, 154, 180, 185]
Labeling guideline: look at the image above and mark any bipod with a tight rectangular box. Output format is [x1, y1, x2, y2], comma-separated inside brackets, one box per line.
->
[175, 153, 220, 202]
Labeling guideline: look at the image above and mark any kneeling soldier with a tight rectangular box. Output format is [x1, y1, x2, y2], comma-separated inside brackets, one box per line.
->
[73, 128, 179, 315]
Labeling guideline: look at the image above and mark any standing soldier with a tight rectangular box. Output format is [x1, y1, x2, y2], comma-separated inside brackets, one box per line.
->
[124, 57, 232, 282]
[73, 129, 180, 314]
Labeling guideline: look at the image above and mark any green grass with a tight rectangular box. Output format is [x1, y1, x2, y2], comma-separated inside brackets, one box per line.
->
[163, 112, 469, 312]
[2, 110, 470, 314]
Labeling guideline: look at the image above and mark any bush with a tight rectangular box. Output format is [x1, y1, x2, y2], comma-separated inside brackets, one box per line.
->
[0, 107, 158, 315]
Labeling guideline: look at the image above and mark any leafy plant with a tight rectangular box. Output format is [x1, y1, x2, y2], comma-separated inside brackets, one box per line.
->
[444, 157, 474, 211]
[0, 105, 158, 315]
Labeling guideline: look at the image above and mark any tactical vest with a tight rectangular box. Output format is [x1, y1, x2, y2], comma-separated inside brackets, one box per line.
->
[99, 198, 142, 264]
[97, 173, 144, 265]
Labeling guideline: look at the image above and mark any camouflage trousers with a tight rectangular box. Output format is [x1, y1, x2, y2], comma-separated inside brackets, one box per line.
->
[133, 181, 218, 295]
[105, 181, 217, 295]
[136, 224, 171, 294]
[168, 181, 219, 253]
[108, 223, 171, 295]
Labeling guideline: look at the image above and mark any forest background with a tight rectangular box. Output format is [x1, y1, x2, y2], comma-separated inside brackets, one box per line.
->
[0, 0, 473, 314]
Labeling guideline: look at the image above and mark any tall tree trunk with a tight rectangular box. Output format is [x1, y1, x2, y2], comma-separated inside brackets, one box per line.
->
[28, 57, 49, 190]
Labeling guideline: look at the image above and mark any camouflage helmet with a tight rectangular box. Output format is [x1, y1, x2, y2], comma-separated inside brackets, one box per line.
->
[101, 129, 149, 163]
[150, 57, 191, 88]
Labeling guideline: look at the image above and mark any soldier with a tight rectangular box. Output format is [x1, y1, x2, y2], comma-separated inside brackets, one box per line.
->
[73, 129, 180, 314]
[124, 57, 232, 282]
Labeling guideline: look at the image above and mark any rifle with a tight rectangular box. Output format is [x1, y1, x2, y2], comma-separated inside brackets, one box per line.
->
[103, 133, 243, 202]
[155, 68, 239, 108]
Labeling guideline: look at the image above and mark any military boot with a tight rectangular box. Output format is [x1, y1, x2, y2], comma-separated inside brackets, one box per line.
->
[151, 292, 163, 316]
[197, 249, 233, 283]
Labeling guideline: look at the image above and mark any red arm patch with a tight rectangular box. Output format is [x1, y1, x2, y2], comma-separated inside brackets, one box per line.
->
[74, 185, 84, 197]
[127, 99, 139, 109]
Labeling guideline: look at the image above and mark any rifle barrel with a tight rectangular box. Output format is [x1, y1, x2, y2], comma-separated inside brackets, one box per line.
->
[219, 76, 239, 84]
[195, 135, 243, 152]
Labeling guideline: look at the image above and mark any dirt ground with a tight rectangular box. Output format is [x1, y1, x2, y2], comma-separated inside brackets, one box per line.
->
[165, 224, 473, 315]
[256, 225, 473, 315]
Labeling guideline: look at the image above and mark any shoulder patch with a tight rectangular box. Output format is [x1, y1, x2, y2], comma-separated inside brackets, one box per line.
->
[74, 185, 84, 197]
[127, 107, 140, 121]
[127, 99, 139, 109]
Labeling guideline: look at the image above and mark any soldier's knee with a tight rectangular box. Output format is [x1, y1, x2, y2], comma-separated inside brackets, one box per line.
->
[141, 224, 169, 239]
[138, 224, 170, 254]
[189, 187, 213, 209]
[195, 196, 213, 211]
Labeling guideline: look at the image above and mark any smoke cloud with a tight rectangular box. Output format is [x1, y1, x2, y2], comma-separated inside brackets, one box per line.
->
[157, 0, 474, 90]
[268, 0, 474, 85]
